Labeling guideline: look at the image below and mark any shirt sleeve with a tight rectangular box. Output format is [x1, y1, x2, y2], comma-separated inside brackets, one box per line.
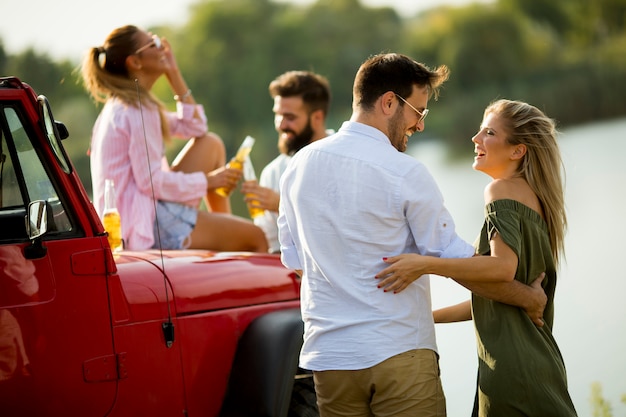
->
[126, 105, 208, 205]
[277, 161, 302, 270]
[403, 164, 475, 259]
[166, 102, 209, 139]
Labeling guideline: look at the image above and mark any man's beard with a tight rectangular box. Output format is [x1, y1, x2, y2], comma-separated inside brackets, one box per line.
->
[279, 120, 315, 156]
[388, 109, 407, 152]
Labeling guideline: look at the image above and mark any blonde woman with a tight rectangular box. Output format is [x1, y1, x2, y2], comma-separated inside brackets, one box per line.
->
[377, 99, 577, 416]
[81, 25, 267, 252]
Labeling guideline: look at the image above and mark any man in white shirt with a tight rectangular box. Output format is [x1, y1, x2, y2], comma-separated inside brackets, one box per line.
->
[278, 53, 471, 417]
[241, 71, 332, 253]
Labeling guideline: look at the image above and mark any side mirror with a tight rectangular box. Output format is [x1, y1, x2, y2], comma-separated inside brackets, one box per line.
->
[26, 200, 48, 240]
[55, 120, 69, 140]
[24, 200, 48, 259]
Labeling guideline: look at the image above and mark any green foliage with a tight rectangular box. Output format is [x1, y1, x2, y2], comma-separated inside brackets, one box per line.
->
[171, 0, 403, 161]
[1, 0, 625, 213]
[590, 381, 626, 417]
[401, 0, 626, 158]
[591, 382, 613, 417]
[2, 49, 80, 101]
[500, 0, 574, 34]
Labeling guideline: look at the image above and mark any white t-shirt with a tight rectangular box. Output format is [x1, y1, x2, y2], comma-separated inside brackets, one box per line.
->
[255, 154, 292, 253]
[278, 121, 474, 371]
[255, 130, 334, 253]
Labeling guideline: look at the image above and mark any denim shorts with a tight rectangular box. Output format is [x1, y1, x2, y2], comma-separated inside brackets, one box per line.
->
[152, 201, 198, 250]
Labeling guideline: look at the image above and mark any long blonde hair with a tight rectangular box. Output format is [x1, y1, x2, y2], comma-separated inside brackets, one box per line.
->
[486, 99, 567, 265]
[80, 25, 169, 140]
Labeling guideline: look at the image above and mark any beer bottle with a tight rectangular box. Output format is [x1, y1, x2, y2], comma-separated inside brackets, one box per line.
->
[243, 155, 265, 219]
[215, 136, 255, 197]
[103, 179, 123, 252]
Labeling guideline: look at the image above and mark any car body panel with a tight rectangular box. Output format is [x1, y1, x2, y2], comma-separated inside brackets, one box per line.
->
[0, 76, 305, 416]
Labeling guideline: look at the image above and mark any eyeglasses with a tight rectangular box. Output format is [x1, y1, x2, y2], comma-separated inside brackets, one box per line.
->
[394, 93, 429, 123]
[134, 35, 162, 55]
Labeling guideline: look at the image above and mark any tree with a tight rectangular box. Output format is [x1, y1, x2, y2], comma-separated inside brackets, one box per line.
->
[500, 0, 573, 35]
[166, 0, 404, 163]
[3, 0, 626, 194]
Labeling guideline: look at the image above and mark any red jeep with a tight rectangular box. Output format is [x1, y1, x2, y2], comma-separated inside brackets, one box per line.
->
[0, 77, 317, 416]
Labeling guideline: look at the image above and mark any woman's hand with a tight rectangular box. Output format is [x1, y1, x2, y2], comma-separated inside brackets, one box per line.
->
[161, 37, 197, 108]
[375, 253, 432, 293]
[206, 165, 242, 191]
[161, 37, 180, 75]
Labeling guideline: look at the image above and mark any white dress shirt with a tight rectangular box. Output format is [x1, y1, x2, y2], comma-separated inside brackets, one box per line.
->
[278, 121, 474, 371]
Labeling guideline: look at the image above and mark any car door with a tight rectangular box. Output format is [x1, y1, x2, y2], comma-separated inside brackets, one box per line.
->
[0, 96, 117, 416]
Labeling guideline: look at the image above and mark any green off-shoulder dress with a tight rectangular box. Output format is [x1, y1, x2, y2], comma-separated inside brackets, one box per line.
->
[471, 199, 577, 417]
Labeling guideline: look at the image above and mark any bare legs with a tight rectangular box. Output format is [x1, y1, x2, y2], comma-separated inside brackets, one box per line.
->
[188, 211, 268, 252]
[171, 132, 230, 213]
[171, 133, 269, 252]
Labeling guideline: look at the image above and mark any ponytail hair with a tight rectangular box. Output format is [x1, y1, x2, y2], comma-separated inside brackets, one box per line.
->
[80, 25, 169, 140]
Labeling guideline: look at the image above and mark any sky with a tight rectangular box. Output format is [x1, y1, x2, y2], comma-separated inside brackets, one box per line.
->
[0, 0, 490, 62]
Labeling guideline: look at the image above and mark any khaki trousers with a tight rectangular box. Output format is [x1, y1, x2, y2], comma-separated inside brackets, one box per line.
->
[313, 349, 446, 417]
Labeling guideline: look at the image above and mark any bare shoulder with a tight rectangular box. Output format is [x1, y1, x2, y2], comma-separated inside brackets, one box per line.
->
[483, 178, 519, 203]
[484, 178, 544, 217]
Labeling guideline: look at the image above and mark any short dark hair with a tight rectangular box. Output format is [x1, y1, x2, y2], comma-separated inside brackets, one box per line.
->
[353, 53, 450, 111]
[269, 71, 331, 116]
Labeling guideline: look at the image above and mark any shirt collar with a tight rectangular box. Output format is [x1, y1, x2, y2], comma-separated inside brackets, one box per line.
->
[339, 121, 390, 145]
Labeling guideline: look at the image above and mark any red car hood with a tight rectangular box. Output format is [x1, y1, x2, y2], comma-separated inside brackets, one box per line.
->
[110, 250, 300, 322]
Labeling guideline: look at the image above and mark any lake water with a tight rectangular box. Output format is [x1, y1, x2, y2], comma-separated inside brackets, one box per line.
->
[410, 117, 626, 417]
